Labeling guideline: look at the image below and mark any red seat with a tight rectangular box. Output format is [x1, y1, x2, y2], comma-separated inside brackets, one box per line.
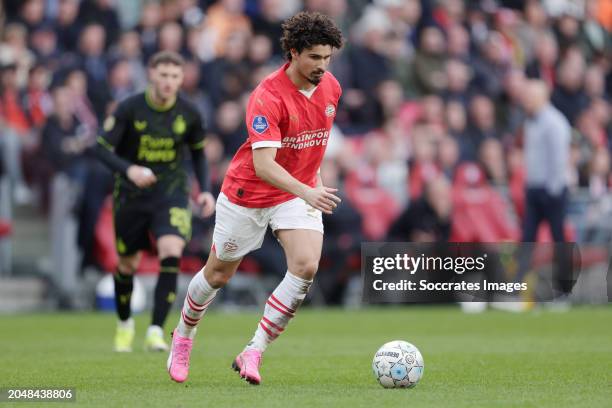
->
[0, 219, 11, 237]
[345, 169, 401, 240]
[409, 161, 441, 200]
[450, 163, 520, 242]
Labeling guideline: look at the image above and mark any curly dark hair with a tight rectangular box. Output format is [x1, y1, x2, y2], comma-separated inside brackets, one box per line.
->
[280, 12, 344, 60]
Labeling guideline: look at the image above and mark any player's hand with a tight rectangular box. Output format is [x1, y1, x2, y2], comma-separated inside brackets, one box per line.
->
[127, 165, 157, 188]
[303, 186, 341, 215]
[195, 191, 216, 218]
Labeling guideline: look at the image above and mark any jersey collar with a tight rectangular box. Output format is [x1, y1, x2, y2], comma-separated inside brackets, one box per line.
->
[280, 62, 320, 97]
[145, 88, 177, 112]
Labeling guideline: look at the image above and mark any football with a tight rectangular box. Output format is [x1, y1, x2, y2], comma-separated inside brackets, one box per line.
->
[372, 340, 424, 388]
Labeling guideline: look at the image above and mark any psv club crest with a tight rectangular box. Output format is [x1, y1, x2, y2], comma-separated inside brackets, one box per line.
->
[325, 104, 336, 117]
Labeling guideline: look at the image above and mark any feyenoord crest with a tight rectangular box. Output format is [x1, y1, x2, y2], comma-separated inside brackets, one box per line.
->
[173, 115, 187, 135]
[325, 104, 336, 117]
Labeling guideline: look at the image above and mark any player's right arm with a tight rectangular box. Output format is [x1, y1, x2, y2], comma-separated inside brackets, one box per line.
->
[252, 147, 340, 214]
[93, 101, 156, 188]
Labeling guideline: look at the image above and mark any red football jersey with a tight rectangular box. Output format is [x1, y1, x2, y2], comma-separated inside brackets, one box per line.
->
[221, 62, 342, 208]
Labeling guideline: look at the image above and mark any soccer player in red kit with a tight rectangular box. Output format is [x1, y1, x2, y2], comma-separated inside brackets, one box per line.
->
[167, 12, 344, 384]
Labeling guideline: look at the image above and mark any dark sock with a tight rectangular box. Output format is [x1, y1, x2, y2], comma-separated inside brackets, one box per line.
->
[114, 269, 134, 321]
[152, 257, 179, 328]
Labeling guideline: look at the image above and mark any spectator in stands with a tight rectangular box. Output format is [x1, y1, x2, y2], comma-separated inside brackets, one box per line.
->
[56, 0, 81, 52]
[251, 0, 285, 57]
[77, 0, 121, 48]
[42, 85, 110, 269]
[446, 23, 471, 63]
[0, 23, 35, 88]
[583, 65, 607, 101]
[518, 0, 549, 63]
[412, 26, 447, 95]
[463, 94, 498, 161]
[111, 30, 147, 91]
[23, 63, 52, 130]
[443, 58, 472, 106]
[319, 158, 363, 304]
[247, 34, 276, 70]
[136, 1, 162, 61]
[0, 62, 33, 204]
[339, 6, 393, 131]
[438, 135, 460, 178]
[214, 100, 247, 159]
[41, 86, 90, 185]
[64, 69, 98, 132]
[201, 31, 251, 105]
[203, 0, 252, 59]
[554, 11, 581, 54]
[107, 59, 136, 102]
[29, 24, 62, 70]
[180, 59, 213, 127]
[551, 52, 590, 125]
[580, 0, 611, 61]
[479, 138, 507, 186]
[388, 175, 452, 242]
[77, 23, 111, 120]
[11, 0, 47, 33]
[525, 31, 558, 89]
[499, 68, 527, 139]
[472, 32, 511, 98]
[446, 100, 468, 145]
[158, 22, 184, 54]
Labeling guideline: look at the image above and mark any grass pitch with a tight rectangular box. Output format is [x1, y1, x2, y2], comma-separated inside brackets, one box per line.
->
[0, 306, 610, 407]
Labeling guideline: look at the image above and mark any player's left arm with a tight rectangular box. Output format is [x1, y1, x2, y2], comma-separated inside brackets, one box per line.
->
[187, 113, 215, 217]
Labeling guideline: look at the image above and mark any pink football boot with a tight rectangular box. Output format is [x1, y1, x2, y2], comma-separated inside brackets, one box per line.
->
[167, 329, 193, 383]
[232, 349, 263, 385]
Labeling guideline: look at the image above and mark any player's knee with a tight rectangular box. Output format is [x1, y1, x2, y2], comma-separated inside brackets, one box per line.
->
[204, 264, 234, 288]
[118, 259, 138, 275]
[289, 258, 319, 280]
[157, 237, 185, 259]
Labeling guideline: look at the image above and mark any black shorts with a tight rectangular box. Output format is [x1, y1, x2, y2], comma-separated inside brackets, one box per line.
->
[113, 192, 192, 256]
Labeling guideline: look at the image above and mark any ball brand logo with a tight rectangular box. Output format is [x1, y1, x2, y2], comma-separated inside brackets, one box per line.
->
[325, 104, 335, 117]
[252, 115, 269, 134]
[376, 351, 400, 358]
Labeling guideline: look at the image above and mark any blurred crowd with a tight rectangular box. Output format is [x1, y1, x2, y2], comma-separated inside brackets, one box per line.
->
[0, 0, 611, 302]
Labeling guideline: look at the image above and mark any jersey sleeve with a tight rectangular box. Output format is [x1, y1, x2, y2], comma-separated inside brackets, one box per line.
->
[185, 112, 211, 192]
[186, 112, 206, 150]
[246, 90, 283, 150]
[97, 100, 130, 150]
[94, 101, 133, 175]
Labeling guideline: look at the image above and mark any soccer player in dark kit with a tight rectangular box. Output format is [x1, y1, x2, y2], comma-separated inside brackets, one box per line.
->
[94, 51, 215, 352]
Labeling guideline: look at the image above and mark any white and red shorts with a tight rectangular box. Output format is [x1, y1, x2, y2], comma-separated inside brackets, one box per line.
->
[212, 192, 323, 261]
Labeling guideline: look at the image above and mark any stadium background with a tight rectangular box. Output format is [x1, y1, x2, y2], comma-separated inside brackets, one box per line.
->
[0, 0, 610, 307]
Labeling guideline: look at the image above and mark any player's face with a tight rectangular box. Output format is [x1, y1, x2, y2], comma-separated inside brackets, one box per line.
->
[293, 45, 333, 86]
[149, 63, 184, 100]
